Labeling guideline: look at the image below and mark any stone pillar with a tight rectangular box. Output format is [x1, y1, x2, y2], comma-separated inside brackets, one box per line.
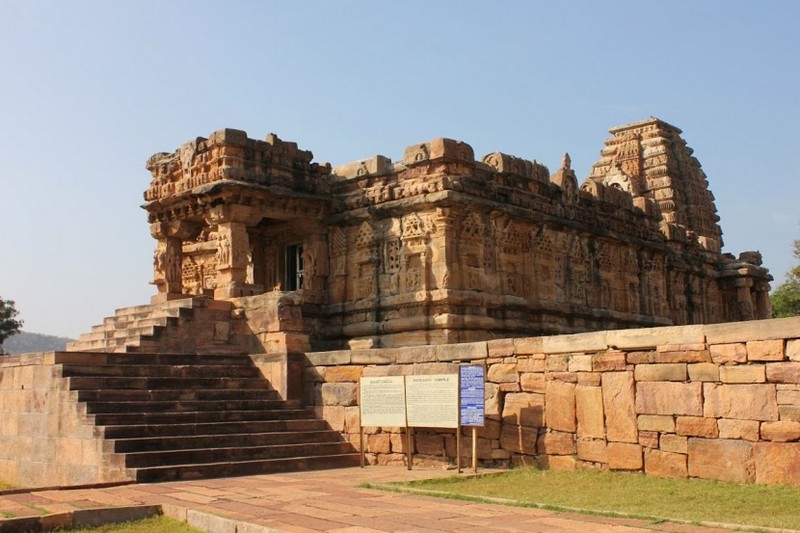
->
[755, 281, 772, 319]
[215, 221, 251, 299]
[735, 278, 755, 321]
[150, 221, 198, 304]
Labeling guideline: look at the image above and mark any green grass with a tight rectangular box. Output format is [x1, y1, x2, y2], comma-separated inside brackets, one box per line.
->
[0, 480, 15, 490]
[383, 467, 800, 530]
[55, 515, 201, 532]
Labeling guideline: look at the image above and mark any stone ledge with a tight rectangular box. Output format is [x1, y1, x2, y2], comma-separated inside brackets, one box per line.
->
[0, 504, 161, 533]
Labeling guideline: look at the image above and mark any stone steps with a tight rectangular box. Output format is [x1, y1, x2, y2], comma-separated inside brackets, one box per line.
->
[61, 352, 357, 483]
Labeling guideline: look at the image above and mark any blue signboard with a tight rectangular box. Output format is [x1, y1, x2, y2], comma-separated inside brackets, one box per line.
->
[459, 365, 485, 427]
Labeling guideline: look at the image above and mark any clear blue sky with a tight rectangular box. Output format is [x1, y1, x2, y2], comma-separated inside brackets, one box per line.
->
[1, 1, 798, 337]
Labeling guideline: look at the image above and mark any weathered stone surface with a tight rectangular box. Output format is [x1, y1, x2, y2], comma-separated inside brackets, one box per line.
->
[787, 339, 800, 362]
[703, 383, 778, 421]
[516, 357, 544, 373]
[577, 373, 602, 386]
[545, 381, 576, 433]
[575, 385, 605, 439]
[323, 366, 363, 383]
[542, 331, 607, 354]
[705, 317, 800, 344]
[688, 438, 754, 483]
[644, 449, 687, 478]
[760, 421, 800, 442]
[607, 442, 643, 470]
[608, 325, 704, 350]
[687, 363, 719, 382]
[719, 365, 765, 383]
[709, 343, 747, 364]
[320, 382, 358, 406]
[639, 430, 660, 448]
[487, 338, 514, 357]
[634, 364, 687, 382]
[780, 405, 800, 421]
[717, 418, 760, 441]
[660, 434, 688, 454]
[602, 372, 638, 442]
[537, 430, 576, 455]
[367, 433, 391, 454]
[635, 382, 703, 416]
[754, 442, 800, 485]
[502, 392, 545, 428]
[500, 423, 537, 454]
[592, 351, 627, 372]
[545, 354, 569, 372]
[437, 341, 487, 361]
[568, 355, 593, 372]
[766, 362, 800, 384]
[514, 337, 544, 355]
[520, 372, 546, 393]
[638, 414, 675, 433]
[576, 439, 607, 464]
[777, 387, 800, 405]
[747, 339, 784, 361]
[676, 416, 718, 438]
[538, 454, 577, 471]
[415, 432, 445, 455]
[488, 363, 517, 383]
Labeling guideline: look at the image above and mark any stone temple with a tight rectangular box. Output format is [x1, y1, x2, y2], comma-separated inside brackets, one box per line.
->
[137, 117, 770, 353]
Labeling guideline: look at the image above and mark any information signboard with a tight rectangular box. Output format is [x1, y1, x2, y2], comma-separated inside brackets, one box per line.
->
[459, 365, 485, 427]
[359, 376, 407, 427]
[405, 374, 459, 428]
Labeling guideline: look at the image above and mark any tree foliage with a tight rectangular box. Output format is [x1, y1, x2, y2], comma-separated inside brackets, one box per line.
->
[0, 297, 23, 354]
[771, 239, 800, 318]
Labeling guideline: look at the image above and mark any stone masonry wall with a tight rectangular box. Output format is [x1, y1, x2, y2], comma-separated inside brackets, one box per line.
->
[304, 316, 800, 485]
[0, 353, 129, 487]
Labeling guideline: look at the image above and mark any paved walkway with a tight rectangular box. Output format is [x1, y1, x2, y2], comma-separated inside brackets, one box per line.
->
[0, 467, 748, 532]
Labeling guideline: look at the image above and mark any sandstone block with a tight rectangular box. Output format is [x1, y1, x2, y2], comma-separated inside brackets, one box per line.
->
[321, 382, 358, 406]
[545, 381, 576, 432]
[747, 339, 785, 361]
[538, 454, 576, 471]
[514, 337, 544, 355]
[485, 383, 501, 416]
[705, 317, 800, 344]
[520, 372, 546, 393]
[688, 438, 754, 483]
[361, 364, 412, 377]
[687, 363, 719, 382]
[568, 355, 593, 372]
[602, 372, 638, 443]
[488, 363, 517, 383]
[607, 325, 704, 350]
[577, 439, 607, 464]
[367, 433, 391, 454]
[645, 449, 687, 478]
[592, 351, 627, 372]
[638, 415, 675, 433]
[320, 406, 345, 432]
[306, 351, 351, 366]
[537, 430, 576, 455]
[415, 432, 444, 456]
[703, 383, 778, 421]
[717, 418, 760, 441]
[607, 442, 643, 470]
[437, 341, 487, 361]
[780, 405, 800, 421]
[412, 362, 459, 375]
[760, 421, 800, 442]
[576, 385, 605, 439]
[676, 416, 718, 438]
[777, 388, 800, 405]
[639, 430, 660, 448]
[545, 354, 569, 372]
[500, 423, 538, 454]
[548, 371, 578, 383]
[660, 434, 688, 454]
[754, 442, 800, 485]
[517, 357, 545, 373]
[542, 331, 607, 354]
[393, 345, 437, 364]
[502, 392, 545, 427]
[719, 365, 765, 384]
[577, 373, 602, 386]
[709, 343, 747, 364]
[766, 362, 800, 384]
[787, 340, 800, 362]
[324, 366, 363, 383]
[657, 343, 707, 353]
[634, 364, 687, 382]
[635, 382, 702, 416]
[487, 338, 514, 357]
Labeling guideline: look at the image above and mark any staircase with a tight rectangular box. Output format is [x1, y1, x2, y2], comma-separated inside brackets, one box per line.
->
[57, 352, 359, 482]
[66, 297, 239, 354]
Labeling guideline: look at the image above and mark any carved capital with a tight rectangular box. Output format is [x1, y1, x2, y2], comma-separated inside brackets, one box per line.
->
[149, 220, 201, 240]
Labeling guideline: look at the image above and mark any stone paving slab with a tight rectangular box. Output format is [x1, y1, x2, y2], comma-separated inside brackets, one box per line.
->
[0, 467, 777, 532]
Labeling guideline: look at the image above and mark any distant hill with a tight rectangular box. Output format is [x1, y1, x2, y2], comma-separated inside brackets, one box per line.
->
[2, 331, 75, 354]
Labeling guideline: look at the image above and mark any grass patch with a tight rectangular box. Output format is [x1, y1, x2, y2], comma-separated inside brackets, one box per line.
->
[0, 479, 15, 490]
[55, 515, 200, 532]
[384, 467, 800, 530]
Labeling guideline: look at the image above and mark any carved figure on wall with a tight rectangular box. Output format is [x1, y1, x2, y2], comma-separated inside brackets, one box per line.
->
[218, 234, 232, 268]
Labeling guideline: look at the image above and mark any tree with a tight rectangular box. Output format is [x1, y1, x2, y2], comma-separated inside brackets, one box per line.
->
[0, 297, 23, 354]
[771, 239, 800, 318]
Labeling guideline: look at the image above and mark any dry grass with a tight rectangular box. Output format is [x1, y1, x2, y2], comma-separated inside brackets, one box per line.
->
[390, 467, 800, 530]
[54, 515, 200, 532]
